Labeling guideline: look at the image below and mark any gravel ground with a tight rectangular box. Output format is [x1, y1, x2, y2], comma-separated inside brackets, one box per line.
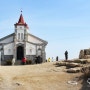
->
[0, 62, 85, 90]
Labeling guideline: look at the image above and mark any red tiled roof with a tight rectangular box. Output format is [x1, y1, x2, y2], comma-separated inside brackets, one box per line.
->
[15, 14, 29, 29]
[18, 14, 24, 24]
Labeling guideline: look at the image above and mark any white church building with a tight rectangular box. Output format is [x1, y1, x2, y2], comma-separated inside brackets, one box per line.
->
[0, 13, 48, 64]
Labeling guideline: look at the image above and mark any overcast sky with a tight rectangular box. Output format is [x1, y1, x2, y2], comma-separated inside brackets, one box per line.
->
[0, 0, 90, 59]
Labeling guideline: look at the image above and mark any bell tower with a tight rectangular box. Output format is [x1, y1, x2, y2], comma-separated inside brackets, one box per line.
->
[14, 12, 29, 42]
[14, 12, 29, 60]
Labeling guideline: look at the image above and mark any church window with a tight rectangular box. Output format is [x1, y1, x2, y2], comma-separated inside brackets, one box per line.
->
[8, 49, 11, 52]
[38, 48, 41, 56]
[21, 33, 23, 40]
[30, 49, 32, 53]
[18, 33, 20, 40]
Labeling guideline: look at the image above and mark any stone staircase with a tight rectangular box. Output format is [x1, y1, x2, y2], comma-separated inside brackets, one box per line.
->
[15, 60, 22, 65]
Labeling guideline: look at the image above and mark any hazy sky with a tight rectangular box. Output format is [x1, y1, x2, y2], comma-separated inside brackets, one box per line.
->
[0, 0, 90, 59]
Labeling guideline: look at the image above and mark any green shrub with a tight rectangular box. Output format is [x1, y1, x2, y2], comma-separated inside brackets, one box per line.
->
[26, 60, 32, 64]
[6, 60, 12, 65]
[26, 60, 29, 64]
[28, 60, 32, 64]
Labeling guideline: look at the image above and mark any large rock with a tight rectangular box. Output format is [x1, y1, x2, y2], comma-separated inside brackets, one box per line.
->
[73, 59, 81, 63]
[79, 49, 90, 59]
[56, 61, 67, 66]
[79, 59, 87, 64]
[66, 63, 80, 68]
[67, 68, 81, 73]
[79, 50, 84, 59]
[73, 59, 87, 64]
[84, 55, 90, 59]
[86, 59, 90, 63]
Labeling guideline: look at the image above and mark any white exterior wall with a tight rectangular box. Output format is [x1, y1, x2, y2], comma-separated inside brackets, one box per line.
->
[4, 43, 14, 55]
[0, 36, 13, 43]
[28, 35, 43, 44]
[26, 42, 36, 55]
[16, 26, 25, 41]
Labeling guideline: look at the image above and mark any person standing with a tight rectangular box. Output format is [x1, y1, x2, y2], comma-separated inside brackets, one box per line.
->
[65, 50, 68, 61]
[48, 57, 51, 62]
[52, 57, 54, 62]
[12, 57, 15, 65]
[37, 56, 41, 63]
[56, 56, 58, 61]
[35, 56, 38, 64]
[22, 57, 26, 65]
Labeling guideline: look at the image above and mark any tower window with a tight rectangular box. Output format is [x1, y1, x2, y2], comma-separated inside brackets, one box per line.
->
[20, 27, 22, 29]
[21, 33, 23, 40]
[18, 33, 20, 40]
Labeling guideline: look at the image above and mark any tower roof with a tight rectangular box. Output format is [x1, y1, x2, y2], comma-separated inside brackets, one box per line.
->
[18, 14, 25, 24]
[15, 13, 29, 29]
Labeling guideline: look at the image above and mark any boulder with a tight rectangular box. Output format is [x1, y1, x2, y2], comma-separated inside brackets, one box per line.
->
[79, 49, 90, 59]
[66, 63, 80, 68]
[86, 59, 90, 63]
[82, 55, 90, 59]
[56, 61, 66, 66]
[74, 59, 87, 64]
[73, 59, 81, 63]
[79, 59, 87, 64]
[67, 68, 81, 73]
[79, 50, 84, 59]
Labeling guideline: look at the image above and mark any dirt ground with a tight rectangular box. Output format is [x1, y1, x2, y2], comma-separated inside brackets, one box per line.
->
[0, 62, 89, 90]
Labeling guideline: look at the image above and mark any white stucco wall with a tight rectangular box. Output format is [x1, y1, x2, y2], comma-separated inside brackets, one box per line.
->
[4, 43, 14, 55]
[26, 42, 36, 55]
[28, 35, 43, 44]
[0, 36, 13, 43]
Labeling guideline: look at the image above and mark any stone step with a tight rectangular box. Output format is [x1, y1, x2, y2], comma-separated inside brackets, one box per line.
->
[15, 60, 22, 65]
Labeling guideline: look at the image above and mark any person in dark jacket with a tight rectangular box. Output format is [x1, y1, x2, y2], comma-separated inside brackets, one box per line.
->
[35, 56, 38, 64]
[56, 56, 58, 61]
[65, 51, 68, 61]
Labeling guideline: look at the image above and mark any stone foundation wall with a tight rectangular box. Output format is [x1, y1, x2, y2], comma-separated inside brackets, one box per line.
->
[26, 55, 36, 63]
[4, 55, 13, 60]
